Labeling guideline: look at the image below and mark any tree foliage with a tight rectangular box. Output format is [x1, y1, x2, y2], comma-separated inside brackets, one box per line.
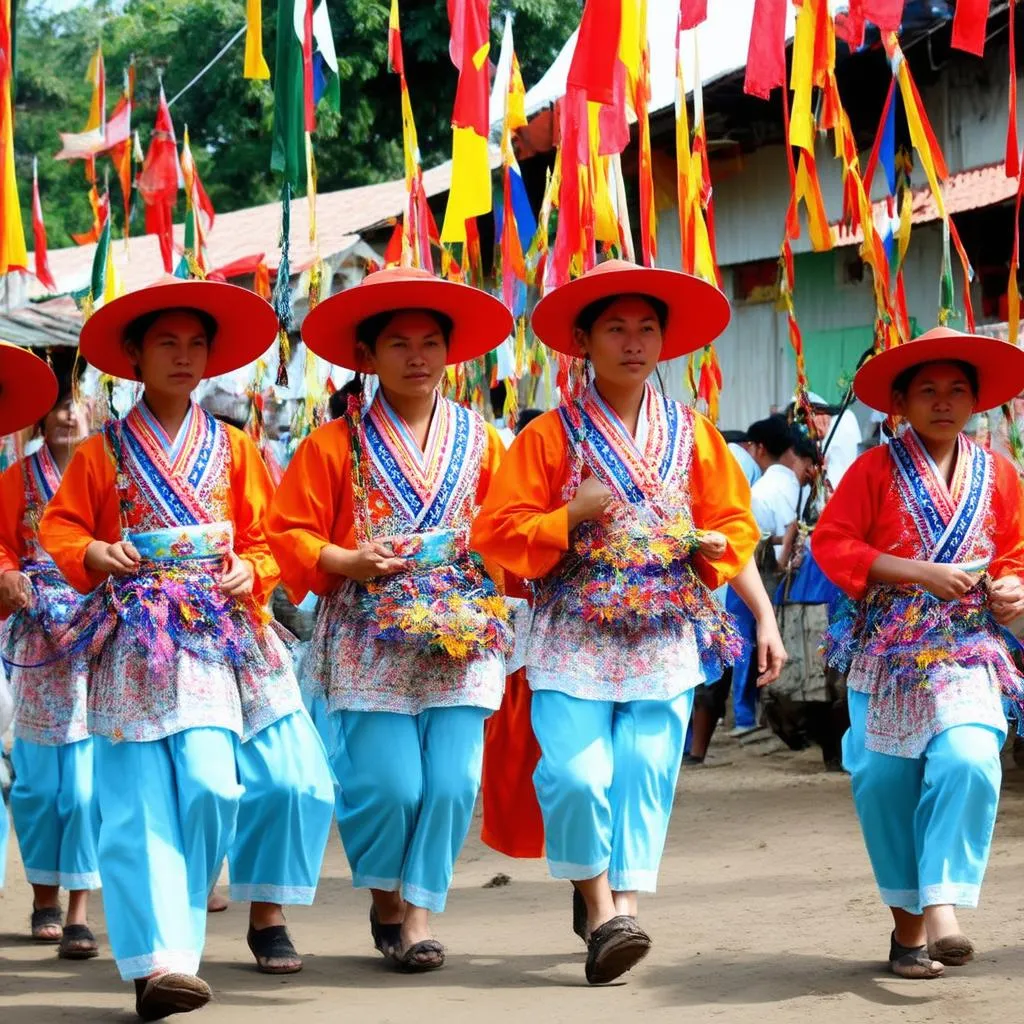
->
[13, 0, 579, 248]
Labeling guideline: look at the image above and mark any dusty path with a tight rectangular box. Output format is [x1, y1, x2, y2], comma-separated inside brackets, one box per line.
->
[2, 738, 1023, 1024]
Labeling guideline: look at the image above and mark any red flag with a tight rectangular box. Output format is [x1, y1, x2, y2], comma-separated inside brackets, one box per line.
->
[137, 87, 179, 272]
[597, 59, 629, 155]
[302, 0, 315, 132]
[567, 0, 622, 105]
[951, 0, 990, 57]
[744, 0, 788, 98]
[448, 0, 490, 135]
[679, 0, 707, 30]
[835, 0, 866, 48]
[1008, 0, 1019, 178]
[31, 160, 57, 292]
[388, 0, 404, 75]
[862, 0, 904, 31]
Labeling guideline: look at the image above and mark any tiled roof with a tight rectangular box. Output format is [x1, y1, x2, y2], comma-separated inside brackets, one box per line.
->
[833, 161, 1017, 247]
[28, 156, 486, 300]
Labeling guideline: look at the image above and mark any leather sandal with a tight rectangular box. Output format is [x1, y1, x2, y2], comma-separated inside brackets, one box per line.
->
[889, 932, 944, 979]
[58, 923, 99, 960]
[928, 933, 975, 967]
[134, 973, 212, 1021]
[585, 916, 652, 985]
[246, 924, 303, 975]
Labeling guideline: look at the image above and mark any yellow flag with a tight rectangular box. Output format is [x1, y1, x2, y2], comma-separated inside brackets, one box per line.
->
[85, 47, 105, 134]
[102, 241, 124, 305]
[0, 62, 27, 273]
[244, 0, 271, 80]
[440, 127, 492, 243]
[789, 0, 817, 152]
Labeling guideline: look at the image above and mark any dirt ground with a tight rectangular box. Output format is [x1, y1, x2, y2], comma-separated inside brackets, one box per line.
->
[2, 735, 1023, 1024]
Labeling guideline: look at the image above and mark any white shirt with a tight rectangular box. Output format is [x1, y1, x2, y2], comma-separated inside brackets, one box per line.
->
[727, 442, 762, 487]
[751, 463, 802, 559]
[823, 409, 862, 489]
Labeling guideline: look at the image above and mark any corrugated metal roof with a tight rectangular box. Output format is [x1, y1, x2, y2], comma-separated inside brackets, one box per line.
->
[832, 161, 1017, 247]
[0, 302, 82, 349]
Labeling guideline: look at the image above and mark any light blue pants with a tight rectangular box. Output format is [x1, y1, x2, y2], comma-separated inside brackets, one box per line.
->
[332, 706, 488, 913]
[531, 689, 694, 892]
[302, 692, 345, 819]
[228, 709, 336, 904]
[0, 795, 8, 889]
[96, 728, 242, 980]
[10, 738, 100, 890]
[843, 690, 1003, 913]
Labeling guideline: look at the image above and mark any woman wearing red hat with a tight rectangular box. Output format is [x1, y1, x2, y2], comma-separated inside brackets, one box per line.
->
[1, 351, 101, 959]
[472, 260, 785, 985]
[37, 280, 334, 1018]
[0, 342, 59, 898]
[815, 327, 1024, 979]
[266, 266, 514, 973]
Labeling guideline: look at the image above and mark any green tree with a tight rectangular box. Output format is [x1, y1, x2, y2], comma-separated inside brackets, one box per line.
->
[13, 0, 579, 250]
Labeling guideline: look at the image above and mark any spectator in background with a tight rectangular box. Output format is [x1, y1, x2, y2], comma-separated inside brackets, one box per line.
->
[721, 428, 761, 487]
[806, 393, 862, 490]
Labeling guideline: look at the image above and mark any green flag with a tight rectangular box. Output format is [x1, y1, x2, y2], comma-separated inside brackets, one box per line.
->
[271, 0, 340, 187]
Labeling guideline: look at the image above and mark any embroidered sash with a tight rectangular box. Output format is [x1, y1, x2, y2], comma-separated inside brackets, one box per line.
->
[889, 428, 992, 565]
[558, 383, 687, 505]
[106, 401, 230, 531]
[21, 445, 62, 561]
[362, 393, 482, 533]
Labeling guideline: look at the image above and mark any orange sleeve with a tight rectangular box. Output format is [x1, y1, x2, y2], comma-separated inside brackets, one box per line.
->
[38, 436, 120, 594]
[227, 428, 281, 607]
[812, 447, 889, 600]
[988, 453, 1024, 580]
[471, 410, 571, 580]
[0, 463, 26, 575]
[475, 423, 510, 593]
[689, 412, 760, 590]
[265, 420, 355, 603]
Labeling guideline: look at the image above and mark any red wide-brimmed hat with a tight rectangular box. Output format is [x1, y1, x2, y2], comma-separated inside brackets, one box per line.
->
[79, 277, 279, 380]
[301, 266, 514, 372]
[854, 326, 1024, 414]
[531, 259, 731, 360]
[0, 342, 59, 435]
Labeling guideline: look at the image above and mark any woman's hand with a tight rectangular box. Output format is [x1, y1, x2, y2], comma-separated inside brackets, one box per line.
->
[754, 613, 788, 687]
[914, 562, 976, 601]
[567, 476, 614, 531]
[321, 541, 408, 583]
[697, 530, 728, 560]
[84, 540, 141, 576]
[220, 553, 255, 598]
[987, 574, 1024, 626]
[0, 570, 32, 613]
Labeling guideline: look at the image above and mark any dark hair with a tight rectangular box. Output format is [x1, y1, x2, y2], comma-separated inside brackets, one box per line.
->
[745, 415, 794, 459]
[49, 347, 86, 407]
[791, 432, 821, 464]
[354, 308, 454, 353]
[720, 429, 749, 445]
[123, 307, 219, 350]
[328, 389, 348, 420]
[515, 408, 544, 435]
[574, 293, 669, 334]
[891, 359, 979, 399]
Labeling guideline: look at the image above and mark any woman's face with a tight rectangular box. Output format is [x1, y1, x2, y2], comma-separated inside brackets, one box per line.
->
[892, 361, 976, 443]
[43, 396, 90, 448]
[574, 296, 664, 389]
[129, 311, 210, 397]
[361, 310, 448, 401]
